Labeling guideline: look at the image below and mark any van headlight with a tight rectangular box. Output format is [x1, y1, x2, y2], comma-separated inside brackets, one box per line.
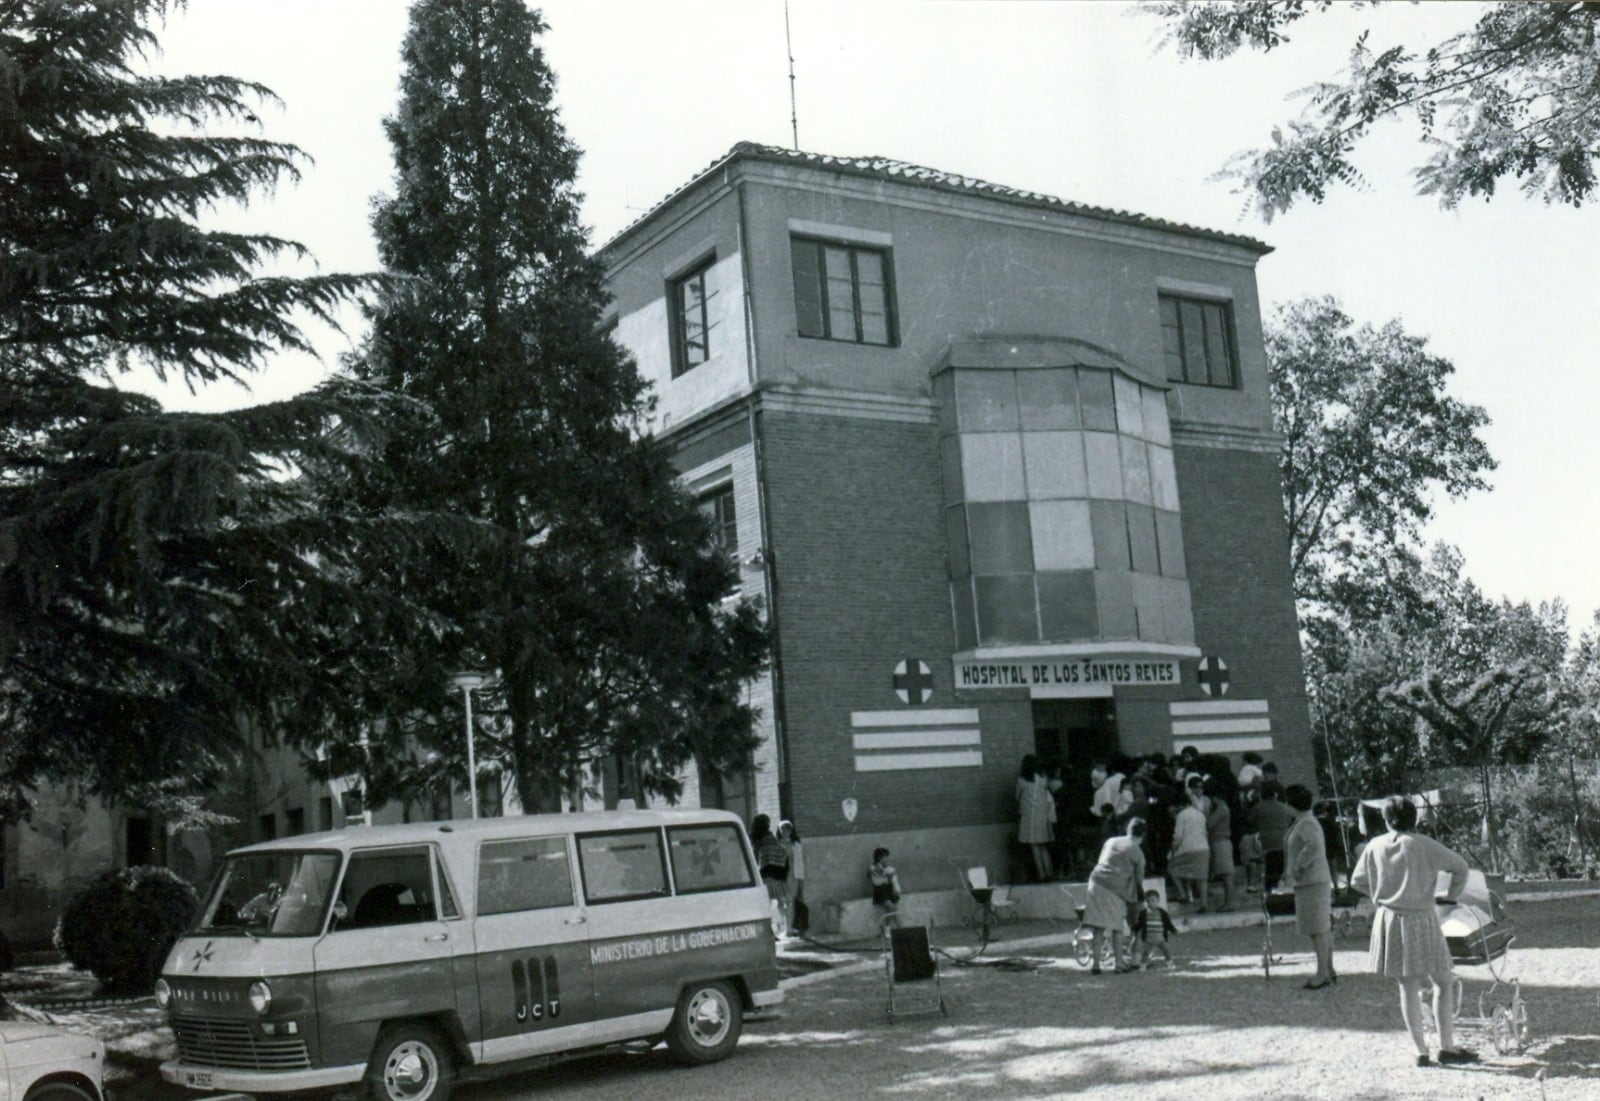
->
[248, 980, 272, 1014]
[154, 978, 171, 1008]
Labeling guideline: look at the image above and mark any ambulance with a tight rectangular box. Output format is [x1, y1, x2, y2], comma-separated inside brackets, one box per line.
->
[156, 808, 781, 1101]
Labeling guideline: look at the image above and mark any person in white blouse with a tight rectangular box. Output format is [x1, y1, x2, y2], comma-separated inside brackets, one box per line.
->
[1352, 795, 1477, 1068]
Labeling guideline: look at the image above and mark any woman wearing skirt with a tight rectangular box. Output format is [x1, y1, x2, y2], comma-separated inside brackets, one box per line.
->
[1351, 795, 1477, 1067]
[1085, 817, 1147, 974]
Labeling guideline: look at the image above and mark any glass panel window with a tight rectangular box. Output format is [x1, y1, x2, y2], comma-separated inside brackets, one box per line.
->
[697, 484, 738, 564]
[477, 837, 574, 915]
[670, 257, 715, 378]
[578, 829, 669, 903]
[791, 237, 896, 346]
[1160, 294, 1237, 388]
[668, 824, 757, 893]
[196, 851, 341, 937]
[336, 847, 438, 930]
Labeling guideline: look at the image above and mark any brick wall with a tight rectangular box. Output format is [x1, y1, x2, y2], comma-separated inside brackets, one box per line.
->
[759, 407, 1026, 841]
[1173, 443, 1315, 785]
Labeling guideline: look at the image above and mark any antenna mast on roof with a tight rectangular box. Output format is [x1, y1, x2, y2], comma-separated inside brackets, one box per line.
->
[784, 0, 799, 149]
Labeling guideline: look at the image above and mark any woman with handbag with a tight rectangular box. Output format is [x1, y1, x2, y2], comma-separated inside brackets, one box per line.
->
[750, 814, 790, 935]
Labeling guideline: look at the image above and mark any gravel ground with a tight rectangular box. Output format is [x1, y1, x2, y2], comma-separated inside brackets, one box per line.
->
[726, 893, 1598, 1101]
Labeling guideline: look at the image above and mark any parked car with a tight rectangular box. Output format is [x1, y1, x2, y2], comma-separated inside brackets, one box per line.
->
[0, 1020, 105, 1101]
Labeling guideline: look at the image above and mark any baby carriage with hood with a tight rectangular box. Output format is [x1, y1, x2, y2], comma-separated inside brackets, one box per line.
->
[1421, 869, 1528, 1055]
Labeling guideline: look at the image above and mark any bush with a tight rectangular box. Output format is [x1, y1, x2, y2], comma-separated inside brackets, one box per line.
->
[1495, 765, 1600, 878]
[54, 866, 199, 994]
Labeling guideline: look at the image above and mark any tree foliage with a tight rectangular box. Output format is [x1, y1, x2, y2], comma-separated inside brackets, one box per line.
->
[1152, 1, 1600, 217]
[1270, 296, 1494, 614]
[342, 0, 767, 811]
[1309, 544, 1568, 842]
[0, 0, 424, 817]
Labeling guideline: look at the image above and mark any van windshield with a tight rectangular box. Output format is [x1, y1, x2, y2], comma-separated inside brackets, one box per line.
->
[198, 851, 342, 937]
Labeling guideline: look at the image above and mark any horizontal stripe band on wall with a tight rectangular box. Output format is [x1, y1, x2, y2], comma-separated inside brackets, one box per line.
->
[1171, 736, 1274, 755]
[854, 751, 984, 772]
[1169, 699, 1270, 717]
[850, 709, 980, 728]
[1171, 717, 1273, 736]
[852, 730, 981, 750]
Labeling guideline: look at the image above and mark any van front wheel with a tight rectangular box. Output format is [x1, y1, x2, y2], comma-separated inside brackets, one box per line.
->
[366, 1024, 455, 1101]
[664, 980, 742, 1066]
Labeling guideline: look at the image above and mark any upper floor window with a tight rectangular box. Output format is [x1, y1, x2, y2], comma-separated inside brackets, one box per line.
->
[698, 484, 737, 564]
[792, 237, 895, 346]
[1160, 295, 1236, 388]
[669, 257, 715, 378]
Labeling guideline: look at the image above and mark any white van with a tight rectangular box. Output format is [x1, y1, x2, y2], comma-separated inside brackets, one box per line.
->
[156, 808, 781, 1101]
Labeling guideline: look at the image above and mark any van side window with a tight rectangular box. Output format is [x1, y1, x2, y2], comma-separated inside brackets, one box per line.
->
[434, 848, 460, 919]
[477, 837, 574, 915]
[335, 847, 437, 930]
[668, 824, 757, 893]
[577, 829, 669, 903]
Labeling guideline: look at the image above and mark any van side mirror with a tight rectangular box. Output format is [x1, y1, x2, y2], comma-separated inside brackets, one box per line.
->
[330, 901, 348, 929]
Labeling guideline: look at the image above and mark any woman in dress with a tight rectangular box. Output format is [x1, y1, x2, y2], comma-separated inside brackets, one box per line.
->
[1351, 796, 1478, 1067]
[1084, 817, 1146, 974]
[1168, 790, 1209, 908]
[778, 819, 806, 935]
[750, 814, 790, 934]
[1284, 783, 1334, 989]
[1204, 776, 1235, 912]
[1015, 755, 1056, 881]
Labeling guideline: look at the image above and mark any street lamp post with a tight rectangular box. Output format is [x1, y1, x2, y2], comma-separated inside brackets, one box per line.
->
[450, 671, 489, 819]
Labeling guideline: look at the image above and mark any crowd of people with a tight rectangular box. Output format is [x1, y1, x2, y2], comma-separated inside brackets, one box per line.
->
[1014, 746, 1354, 915]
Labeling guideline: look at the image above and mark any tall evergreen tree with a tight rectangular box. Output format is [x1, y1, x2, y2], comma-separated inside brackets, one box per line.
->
[349, 0, 766, 810]
[0, 0, 421, 819]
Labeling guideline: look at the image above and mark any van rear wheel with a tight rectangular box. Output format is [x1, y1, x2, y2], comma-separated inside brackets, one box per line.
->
[25, 1083, 96, 1101]
[664, 980, 742, 1066]
[366, 1023, 455, 1101]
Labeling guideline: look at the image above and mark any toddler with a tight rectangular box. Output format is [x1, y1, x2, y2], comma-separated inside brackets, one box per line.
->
[1132, 889, 1177, 968]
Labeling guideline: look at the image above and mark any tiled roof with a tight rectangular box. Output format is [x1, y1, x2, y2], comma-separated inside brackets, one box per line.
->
[599, 141, 1272, 257]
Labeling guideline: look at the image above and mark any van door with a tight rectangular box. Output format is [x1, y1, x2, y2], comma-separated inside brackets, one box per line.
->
[312, 845, 460, 1071]
[472, 834, 595, 1061]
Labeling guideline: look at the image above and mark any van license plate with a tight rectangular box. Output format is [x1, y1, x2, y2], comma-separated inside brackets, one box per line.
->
[184, 1072, 213, 1089]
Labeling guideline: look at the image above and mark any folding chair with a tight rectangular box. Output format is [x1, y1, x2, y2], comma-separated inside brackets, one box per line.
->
[885, 923, 947, 1020]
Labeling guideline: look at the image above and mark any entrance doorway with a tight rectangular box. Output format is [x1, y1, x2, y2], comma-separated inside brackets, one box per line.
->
[1032, 698, 1118, 877]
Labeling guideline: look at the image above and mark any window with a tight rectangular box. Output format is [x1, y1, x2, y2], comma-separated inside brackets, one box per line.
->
[577, 829, 669, 903]
[318, 796, 334, 831]
[669, 257, 714, 377]
[258, 813, 277, 842]
[477, 836, 574, 915]
[668, 824, 756, 894]
[697, 757, 754, 823]
[698, 484, 737, 564]
[1160, 295, 1236, 388]
[478, 772, 503, 818]
[792, 237, 895, 346]
[335, 846, 438, 930]
[285, 808, 305, 836]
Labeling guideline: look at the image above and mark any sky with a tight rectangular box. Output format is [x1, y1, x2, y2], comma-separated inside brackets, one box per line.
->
[139, 0, 1600, 632]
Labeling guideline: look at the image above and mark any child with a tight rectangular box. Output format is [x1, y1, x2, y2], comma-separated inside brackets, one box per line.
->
[869, 847, 902, 928]
[1132, 889, 1178, 968]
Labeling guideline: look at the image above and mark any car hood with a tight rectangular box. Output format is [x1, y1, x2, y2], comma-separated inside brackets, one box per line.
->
[0, 1020, 103, 1060]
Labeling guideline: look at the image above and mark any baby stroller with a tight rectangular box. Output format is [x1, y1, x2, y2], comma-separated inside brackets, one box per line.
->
[1422, 870, 1528, 1055]
[1061, 882, 1129, 970]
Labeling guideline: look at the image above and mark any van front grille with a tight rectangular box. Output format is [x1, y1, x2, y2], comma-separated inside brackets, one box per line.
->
[173, 1017, 311, 1071]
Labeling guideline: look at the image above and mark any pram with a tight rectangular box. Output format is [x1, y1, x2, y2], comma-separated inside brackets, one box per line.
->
[1061, 882, 1131, 970]
[1422, 870, 1528, 1055]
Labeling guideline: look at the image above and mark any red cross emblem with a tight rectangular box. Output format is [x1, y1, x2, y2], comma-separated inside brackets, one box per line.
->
[894, 659, 933, 705]
[1197, 656, 1230, 697]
